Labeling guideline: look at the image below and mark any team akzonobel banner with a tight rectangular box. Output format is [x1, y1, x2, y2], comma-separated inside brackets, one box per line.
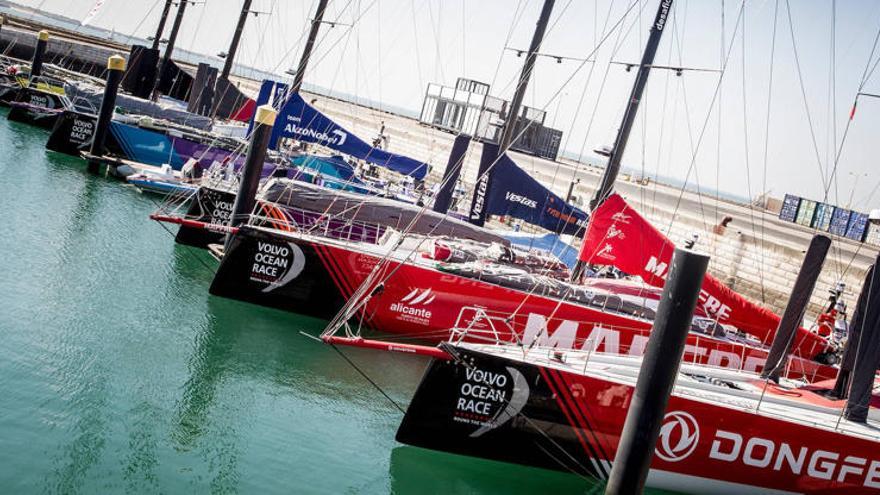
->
[256, 85, 428, 180]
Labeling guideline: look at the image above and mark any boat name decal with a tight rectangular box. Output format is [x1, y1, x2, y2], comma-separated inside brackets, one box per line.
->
[521, 313, 767, 372]
[645, 255, 732, 320]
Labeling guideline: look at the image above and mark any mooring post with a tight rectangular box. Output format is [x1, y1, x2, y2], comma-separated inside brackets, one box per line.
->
[844, 252, 880, 423]
[87, 55, 126, 174]
[761, 234, 831, 382]
[225, 104, 276, 250]
[605, 247, 709, 495]
[30, 30, 49, 83]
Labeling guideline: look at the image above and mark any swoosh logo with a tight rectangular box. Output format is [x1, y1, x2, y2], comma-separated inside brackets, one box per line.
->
[262, 242, 306, 293]
[470, 366, 529, 438]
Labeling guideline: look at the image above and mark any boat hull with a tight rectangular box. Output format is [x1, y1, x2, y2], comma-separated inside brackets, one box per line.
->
[6, 87, 66, 129]
[397, 345, 880, 494]
[209, 228, 837, 381]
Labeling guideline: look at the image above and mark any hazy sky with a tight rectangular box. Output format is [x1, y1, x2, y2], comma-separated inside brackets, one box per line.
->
[18, 0, 880, 211]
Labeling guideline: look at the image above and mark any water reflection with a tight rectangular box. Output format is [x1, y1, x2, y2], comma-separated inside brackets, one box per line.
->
[388, 446, 591, 494]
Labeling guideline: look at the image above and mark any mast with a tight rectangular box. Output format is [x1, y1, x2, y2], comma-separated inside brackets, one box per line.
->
[220, 0, 253, 81]
[151, 0, 189, 101]
[467, 0, 555, 226]
[291, 0, 330, 94]
[571, 0, 673, 281]
[589, 0, 673, 210]
[151, 0, 174, 51]
[497, 0, 555, 154]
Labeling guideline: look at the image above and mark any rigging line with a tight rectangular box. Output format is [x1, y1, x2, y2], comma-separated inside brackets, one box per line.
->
[122, 0, 162, 46]
[735, 4, 768, 299]
[489, 0, 529, 92]
[669, 0, 712, 236]
[575, 0, 646, 166]
[664, 1, 745, 244]
[784, 0, 832, 196]
[716, 0, 724, 227]
[329, 344, 406, 414]
[649, 0, 678, 218]
[324, 0, 645, 338]
[462, 0, 645, 214]
[755, 0, 781, 304]
[425, 0, 445, 84]
[557, 0, 617, 156]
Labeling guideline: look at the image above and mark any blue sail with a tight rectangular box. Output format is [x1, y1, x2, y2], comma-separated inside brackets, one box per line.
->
[482, 143, 589, 235]
[256, 83, 428, 180]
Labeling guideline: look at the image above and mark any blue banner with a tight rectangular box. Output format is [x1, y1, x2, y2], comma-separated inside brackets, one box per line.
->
[249, 80, 288, 134]
[263, 90, 428, 180]
[482, 143, 589, 235]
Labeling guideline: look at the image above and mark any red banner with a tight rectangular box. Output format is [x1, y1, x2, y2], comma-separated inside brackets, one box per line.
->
[578, 193, 831, 360]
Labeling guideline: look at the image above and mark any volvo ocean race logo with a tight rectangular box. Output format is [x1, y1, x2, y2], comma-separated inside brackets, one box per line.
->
[390, 288, 434, 326]
[452, 366, 529, 437]
[655, 411, 700, 462]
[249, 241, 306, 292]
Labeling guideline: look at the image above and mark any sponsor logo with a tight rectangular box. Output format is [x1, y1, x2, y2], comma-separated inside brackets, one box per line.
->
[283, 116, 348, 146]
[390, 288, 434, 325]
[708, 430, 880, 488]
[596, 243, 615, 260]
[452, 366, 529, 437]
[656, 411, 700, 462]
[519, 313, 767, 373]
[29, 93, 50, 108]
[655, 0, 673, 31]
[504, 191, 538, 209]
[611, 211, 632, 224]
[644, 256, 732, 320]
[470, 175, 489, 221]
[607, 224, 625, 240]
[249, 241, 306, 292]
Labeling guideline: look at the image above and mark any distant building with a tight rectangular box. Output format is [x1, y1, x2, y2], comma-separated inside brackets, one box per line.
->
[419, 77, 563, 161]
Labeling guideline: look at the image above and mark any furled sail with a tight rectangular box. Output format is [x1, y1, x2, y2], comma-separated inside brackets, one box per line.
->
[254, 81, 428, 180]
[577, 193, 832, 359]
[481, 143, 589, 235]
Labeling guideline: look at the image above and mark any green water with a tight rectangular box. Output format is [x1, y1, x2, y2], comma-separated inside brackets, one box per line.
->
[0, 116, 612, 494]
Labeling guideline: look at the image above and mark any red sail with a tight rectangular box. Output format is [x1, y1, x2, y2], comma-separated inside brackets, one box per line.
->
[577, 193, 831, 360]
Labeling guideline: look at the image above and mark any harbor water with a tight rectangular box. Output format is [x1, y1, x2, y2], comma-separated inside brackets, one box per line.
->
[0, 114, 672, 494]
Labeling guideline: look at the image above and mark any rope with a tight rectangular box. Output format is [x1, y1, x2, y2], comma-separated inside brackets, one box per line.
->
[330, 344, 406, 414]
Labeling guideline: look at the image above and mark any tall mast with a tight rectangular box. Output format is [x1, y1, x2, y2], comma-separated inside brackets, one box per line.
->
[589, 0, 673, 210]
[291, 0, 330, 94]
[467, 0, 555, 227]
[151, 0, 190, 100]
[498, 0, 555, 153]
[571, 0, 673, 281]
[220, 0, 253, 81]
[151, 0, 174, 51]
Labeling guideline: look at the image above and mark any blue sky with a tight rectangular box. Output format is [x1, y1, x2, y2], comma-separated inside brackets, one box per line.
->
[18, 0, 880, 211]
